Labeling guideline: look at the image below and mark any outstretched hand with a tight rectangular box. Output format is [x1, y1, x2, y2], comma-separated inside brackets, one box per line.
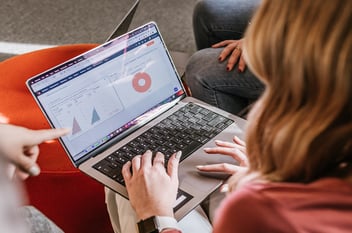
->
[212, 38, 246, 72]
[0, 124, 70, 179]
[197, 136, 248, 175]
[122, 150, 181, 220]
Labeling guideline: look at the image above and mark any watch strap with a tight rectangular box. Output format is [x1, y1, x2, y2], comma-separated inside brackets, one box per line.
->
[137, 216, 180, 233]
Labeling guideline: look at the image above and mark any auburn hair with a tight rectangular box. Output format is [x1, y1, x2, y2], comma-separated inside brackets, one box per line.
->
[243, 0, 352, 183]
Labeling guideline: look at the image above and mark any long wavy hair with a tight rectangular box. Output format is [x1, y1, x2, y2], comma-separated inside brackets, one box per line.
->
[242, 0, 352, 183]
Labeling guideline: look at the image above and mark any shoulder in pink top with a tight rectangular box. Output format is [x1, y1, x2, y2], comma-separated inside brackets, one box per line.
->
[213, 178, 352, 233]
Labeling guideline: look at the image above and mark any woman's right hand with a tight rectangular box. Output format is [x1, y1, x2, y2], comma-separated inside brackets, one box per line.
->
[122, 150, 181, 220]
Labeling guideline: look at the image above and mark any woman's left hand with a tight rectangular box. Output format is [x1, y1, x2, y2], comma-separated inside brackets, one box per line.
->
[197, 136, 248, 175]
[122, 150, 181, 220]
[212, 39, 246, 72]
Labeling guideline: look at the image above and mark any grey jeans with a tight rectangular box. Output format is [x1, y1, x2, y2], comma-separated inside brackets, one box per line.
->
[186, 0, 263, 116]
[193, 0, 260, 49]
[185, 48, 264, 116]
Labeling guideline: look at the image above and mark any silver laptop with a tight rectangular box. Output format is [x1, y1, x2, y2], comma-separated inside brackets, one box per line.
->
[106, 0, 140, 42]
[26, 22, 246, 220]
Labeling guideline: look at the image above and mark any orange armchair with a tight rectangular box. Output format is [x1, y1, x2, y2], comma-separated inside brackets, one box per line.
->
[0, 44, 114, 233]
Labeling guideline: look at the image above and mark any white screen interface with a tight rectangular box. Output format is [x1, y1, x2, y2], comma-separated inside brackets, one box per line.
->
[28, 23, 184, 164]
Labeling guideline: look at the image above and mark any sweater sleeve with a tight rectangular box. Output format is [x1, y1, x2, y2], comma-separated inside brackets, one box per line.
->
[212, 188, 259, 233]
[213, 179, 352, 233]
[212, 186, 294, 233]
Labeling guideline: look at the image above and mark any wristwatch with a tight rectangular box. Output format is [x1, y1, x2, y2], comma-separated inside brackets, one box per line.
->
[137, 216, 179, 233]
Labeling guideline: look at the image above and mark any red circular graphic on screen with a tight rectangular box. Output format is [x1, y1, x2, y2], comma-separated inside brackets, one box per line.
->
[132, 72, 152, 92]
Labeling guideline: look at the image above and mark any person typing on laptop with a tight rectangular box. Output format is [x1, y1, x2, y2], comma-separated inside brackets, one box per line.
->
[110, 0, 352, 232]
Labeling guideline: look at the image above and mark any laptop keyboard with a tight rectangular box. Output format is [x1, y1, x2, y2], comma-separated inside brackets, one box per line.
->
[93, 103, 234, 185]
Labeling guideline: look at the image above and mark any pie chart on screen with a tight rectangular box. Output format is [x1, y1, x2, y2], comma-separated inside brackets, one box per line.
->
[132, 72, 152, 92]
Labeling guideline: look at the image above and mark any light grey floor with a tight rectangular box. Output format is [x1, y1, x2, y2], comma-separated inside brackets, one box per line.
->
[0, 0, 198, 62]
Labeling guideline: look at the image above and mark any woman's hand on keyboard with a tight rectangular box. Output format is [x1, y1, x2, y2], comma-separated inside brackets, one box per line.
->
[196, 136, 248, 175]
[122, 150, 182, 220]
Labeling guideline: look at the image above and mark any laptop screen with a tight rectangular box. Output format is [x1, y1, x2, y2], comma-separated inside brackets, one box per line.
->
[27, 22, 185, 165]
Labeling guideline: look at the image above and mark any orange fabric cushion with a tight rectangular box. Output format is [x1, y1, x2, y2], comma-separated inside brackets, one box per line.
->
[0, 44, 113, 233]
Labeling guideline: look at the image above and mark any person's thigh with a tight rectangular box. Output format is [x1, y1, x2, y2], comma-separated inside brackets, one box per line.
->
[105, 187, 138, 233]
[105, 188, 212, 233]
[193, 0, 261, 49]
[185, 48, 264, 115]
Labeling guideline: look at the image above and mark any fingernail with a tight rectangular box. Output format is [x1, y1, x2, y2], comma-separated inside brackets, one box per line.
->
[238, 68, 242, 73]
[226, 66, 230, 71]
[220, 184, 229, 193]
[28, 165, 40, 176]
[175, 151, 182, 160]
[203, 148, 211, 152]
[215, 140, 225, 145]
[218, 56, 222, 61]
[196, 165, 204, 170]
